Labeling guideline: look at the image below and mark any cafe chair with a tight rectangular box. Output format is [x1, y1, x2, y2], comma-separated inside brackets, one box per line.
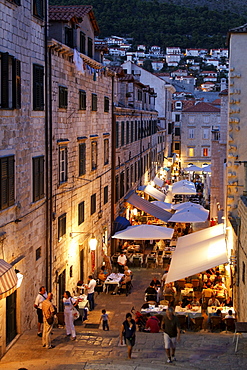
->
[210, 316, 222, 332]
[95, 279, 104, 295]
[233, 322, 247, 352]
[164, 294, 174, 303]
[190, 316, 204, 331]
[225, 318, 236, 332]
[145, 293, 157, 302]
[176, 279, 186, 291]
[191, 279, 200, 291]
[133, 256, 141, 268]
[177, 315, 187, 331]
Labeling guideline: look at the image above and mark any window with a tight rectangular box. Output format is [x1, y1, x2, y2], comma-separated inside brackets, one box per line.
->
[58, 213, 66, 240]
[104, 139, 109, 165]
[202, 147, 210, 157]
[174, 142, 180, 151]
[104, 96, 109, 112]
[188, 128, 194, 139]
[78, 201, 85, 225]
[59, 86, 68, 109]
[91, 193, 96, 215]
[188, 147, 195, 157]
[130, 121, 134, 143]
[0, 53, 21, 109]
[0, 155, 15, 210]
[88, 37, 93, 58]
[33, 0, 44, 19]
[80, 32, 86, 54]
[104, 185, 108, 204]
[59, 146, 68, 184]
[137, 89, 142, 101]
[36, 247, 41, 261]
[115, 175, 119, 202]
[189, 115, 194, 123]
[33, 156, 44, 202]
[120, 172, 125, 198]
[242, 261, 245, 284]
[168, 122, 172, 134]
[91, 141, 97, 170]
[121, 121, 125, 146]
[203, 128, 209, 139]
[130, 164, 133, 186]
[126, 121, 129, 144]
[65, 27, 74, 48]
[7, 0, 21, 5]
[174, 127, 180, 136]
[126, 167, 129, 191]
[79, 90, 86, 110]
[203, 115, 209, 123]
[91, 93, 97, 111]
[134, 121, 138, 141]
[175, 114, 180, 122]
[33, 64, 44, 111]
[116, 121, 119, 148]
[79, 143, 86, 176]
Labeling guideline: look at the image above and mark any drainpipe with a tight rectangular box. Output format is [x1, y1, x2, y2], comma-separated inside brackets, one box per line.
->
[44, 0, 51, 291]
[110, 75, 116, 255]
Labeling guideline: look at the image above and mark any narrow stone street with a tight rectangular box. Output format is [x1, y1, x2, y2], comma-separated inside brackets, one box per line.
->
[0, 268, 246, 370]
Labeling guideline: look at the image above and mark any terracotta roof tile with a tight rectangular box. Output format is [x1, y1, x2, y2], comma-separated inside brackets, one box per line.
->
[183, 101, 220, 113]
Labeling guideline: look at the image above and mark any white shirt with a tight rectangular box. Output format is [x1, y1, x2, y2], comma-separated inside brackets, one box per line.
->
[117, 255, 127, 265]
[63, 297, 76, 313]
[87, 279, 96, 294]
[35, 292, 47, 309]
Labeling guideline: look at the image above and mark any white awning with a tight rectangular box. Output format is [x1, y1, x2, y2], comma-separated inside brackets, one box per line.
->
[144, 184, 166, 202]
[0, 259, 18, 299]
[166, 224, 228, 284]
[153, 176, 164, 188]
[125, 191, 171, 223]
[112, 224, 174, 240]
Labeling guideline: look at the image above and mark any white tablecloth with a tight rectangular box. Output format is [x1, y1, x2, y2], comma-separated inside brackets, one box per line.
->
[103, 273, 124, 293]
[207, 306, 235, 318]
[175, 306, 202, 318]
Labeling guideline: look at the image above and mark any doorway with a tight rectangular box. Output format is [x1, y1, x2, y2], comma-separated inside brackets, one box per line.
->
[80, 248, 84, 282]
[6, 291, 17, 345]
[58, 269, 66, 312]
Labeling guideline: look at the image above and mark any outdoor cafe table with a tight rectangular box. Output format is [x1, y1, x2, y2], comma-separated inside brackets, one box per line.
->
[103, 273, 124, 293]
[207, 306, 236, 318]
[141, 305, 168, 315]
[175, 306, 202, 319]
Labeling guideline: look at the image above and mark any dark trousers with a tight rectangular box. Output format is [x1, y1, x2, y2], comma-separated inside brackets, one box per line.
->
[118, 264, 124, 273]
[103, 320, 109, 330]
[88, 292, 94, 310]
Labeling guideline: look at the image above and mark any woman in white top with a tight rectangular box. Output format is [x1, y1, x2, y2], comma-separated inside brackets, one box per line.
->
[63, 291, 78, 340]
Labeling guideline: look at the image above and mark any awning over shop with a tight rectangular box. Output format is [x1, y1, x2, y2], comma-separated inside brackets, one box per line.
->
[0, 259, 18, 299]
[166, 224, 228, 284]
[144, 184, 166, 202]
[153, 176, 164, 188]
[125, 191, 171, 223]
[112, 224, 174, 240]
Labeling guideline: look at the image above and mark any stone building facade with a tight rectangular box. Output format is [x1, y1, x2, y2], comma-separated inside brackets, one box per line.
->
[112, 69, 159, 225]
[226, 24, 247, 321]
[0, 0, 47, 357]
[48, 5, 113, 310]
[180, 102, 220, 168]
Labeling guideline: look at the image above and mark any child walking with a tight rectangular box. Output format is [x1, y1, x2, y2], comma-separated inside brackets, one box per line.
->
[100, 309, 109, 331]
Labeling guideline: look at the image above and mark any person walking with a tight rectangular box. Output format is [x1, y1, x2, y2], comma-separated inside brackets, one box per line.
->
[85, 275, 96, 311]
[63, 291, 78, 340]
[34, 286, 47, 337]
[120, 312, 136, 359]
[161, 307, 180, 363]
[100, 309, 109, 330]
[42, 292, 56, 349]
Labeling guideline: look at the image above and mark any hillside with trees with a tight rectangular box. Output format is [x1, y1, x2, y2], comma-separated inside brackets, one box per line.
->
[50, 0, 247, 49]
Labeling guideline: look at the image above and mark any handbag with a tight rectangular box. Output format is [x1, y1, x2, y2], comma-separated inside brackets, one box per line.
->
[47, 316, 54, 325]
[71, 306, 80, 320]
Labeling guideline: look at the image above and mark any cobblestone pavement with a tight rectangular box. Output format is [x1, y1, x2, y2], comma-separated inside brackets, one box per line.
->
[1, 268, 247, 370]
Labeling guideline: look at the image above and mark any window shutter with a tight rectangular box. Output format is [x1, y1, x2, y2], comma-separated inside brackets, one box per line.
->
[0, 156, 14, 210]
[1, 52, 9, 109]
[12, 58, 21, 109]
[79, 143, 86, 176]
[33, 64, 44, 110]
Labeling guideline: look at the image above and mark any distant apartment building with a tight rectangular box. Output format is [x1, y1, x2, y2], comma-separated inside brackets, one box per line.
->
[180, 102, 220, 168]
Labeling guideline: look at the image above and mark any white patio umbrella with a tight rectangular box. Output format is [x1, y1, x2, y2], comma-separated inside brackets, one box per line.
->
[172, 202, 204, 211]
[202, 165, 211, 173]
[172, 184, 196, 195]
[168, 207, 209, 223]
[151, 201, 173, 211]
[112, 224, 174, 240]
[172, 180, 195, 189]
[183, 165, 202, 172]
